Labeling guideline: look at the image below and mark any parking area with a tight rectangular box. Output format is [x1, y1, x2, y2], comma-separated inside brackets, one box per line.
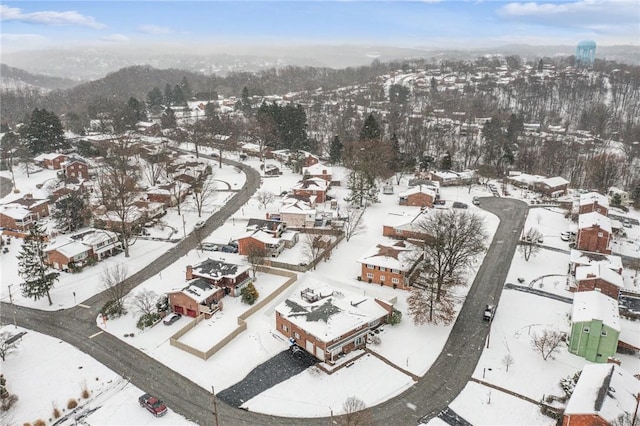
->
[217, 347, 317, 407]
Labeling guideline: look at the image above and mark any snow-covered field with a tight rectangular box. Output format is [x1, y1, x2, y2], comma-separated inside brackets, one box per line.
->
[2, 149, 639, 422]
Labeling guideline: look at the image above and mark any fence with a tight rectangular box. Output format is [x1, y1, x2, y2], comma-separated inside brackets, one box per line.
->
[169, 266, 298, 360]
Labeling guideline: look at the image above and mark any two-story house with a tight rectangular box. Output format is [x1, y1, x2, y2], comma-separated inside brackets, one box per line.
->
[275, 285, 394, 363]
[34, 153, 68, 170]
[578, 191, 609, 215]
[302, 162, 332, 182]
[167, 278, 224, 318]
[0, 206, 35, 231]
[574, 263, 624, 300]
[236, 229, 285, 258]
[273, 200, 316, 229]
[185, 258, 252, 298]
[63, 158, 90, 181]
[357, 240, 423, 289]
[577, 212, 612, 254]
[382, 210, 431, 241]
[291, 177, 329, 205]
[45, 228, 121, 271]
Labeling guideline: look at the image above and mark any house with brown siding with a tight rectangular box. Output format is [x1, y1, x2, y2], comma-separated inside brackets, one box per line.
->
[577, 212, 612, 254]
[236, 230, 285, 258]
[275, 285, 393, 363]
[398, 185, 436, 208]
[574, 264, 624, 300]
[562, 364, 640, 426]
[44, 228, 121, 271]
[291, 177, 329, 205]
[168, 278, 224, 318]
[578, 192, 609, 216]
[34, 153, 68, 170]
[0, 206, 35, 230]
[302, 163, 332, 182]
[186, 258, 252, 297]
[569, 249, 623, 276]
[382, 210, 431, 241]
[63, 158, 90, 180]
[357, 240, 423, 289]
[535, 176, 569, 197]
[4, 193, 50, 220]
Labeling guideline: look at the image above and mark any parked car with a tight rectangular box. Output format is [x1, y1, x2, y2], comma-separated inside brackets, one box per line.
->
[201, 243, 219, 251]
[472, 197, 480, 205]
[623, 219, 632, 228]
[163, 312, 182, 325]
[139, 393, 168, 417]
[483, 304, 494, 321]
[194, 220, 206, 230]
[221, 244, 238, 253]
[560, 231, 571, 242]
[452, 201, 468, 209]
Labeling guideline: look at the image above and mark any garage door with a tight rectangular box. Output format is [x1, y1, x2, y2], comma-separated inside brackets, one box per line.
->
[187, 308, 197, 317]
[315, 346, 325, 361]
[174, 306, 184, 315]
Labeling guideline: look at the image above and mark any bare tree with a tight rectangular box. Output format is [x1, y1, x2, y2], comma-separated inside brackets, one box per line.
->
[169, 180, 187, 216]
[518, 227, 544, 261]
[255, 190, 276, 209]
[300, 233, 328, 270]
[246, 243, 267, 278]
[417, 210, 487, 301]
[139, 146, 168, 187]
[407, 276, 457, 325]
[531, 329, 564, 361]
[342, 208, 366, 241]
[192, 177, 217, 218]
[0, 331, 19, 361]
[586, 152, 623, 194]
[502, 354, 515, 372]
[132, 289, 159, 316]
[340, 396, 372, 426]
[101, 264, 128, 318]
[98, 134, 141, 257]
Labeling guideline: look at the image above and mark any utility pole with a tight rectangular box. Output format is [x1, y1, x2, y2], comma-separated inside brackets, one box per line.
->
[211, 386, 219, 426]
[8, 284, 16, 329]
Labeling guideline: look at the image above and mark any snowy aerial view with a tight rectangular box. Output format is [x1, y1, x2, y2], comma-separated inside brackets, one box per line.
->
[1, 2, 640, 426]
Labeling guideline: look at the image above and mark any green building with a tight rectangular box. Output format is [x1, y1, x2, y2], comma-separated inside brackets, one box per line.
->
[568, 290, 620, 363]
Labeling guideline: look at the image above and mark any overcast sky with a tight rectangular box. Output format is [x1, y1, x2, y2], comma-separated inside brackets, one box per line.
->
[1, 1, 638, 52]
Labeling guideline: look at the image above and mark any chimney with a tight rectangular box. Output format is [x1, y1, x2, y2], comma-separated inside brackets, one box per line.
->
[186, 265, 193, 280]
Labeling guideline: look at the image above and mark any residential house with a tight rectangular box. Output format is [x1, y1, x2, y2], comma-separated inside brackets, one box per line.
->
[398, 185, 436, 208]
[264, 164, 281, 176]
[45, 228, 121, 271]
[407, 179, 440, 196]
[246, 218, 287, 238]
[357, 240, 423, 289]
[563, 364, 640, 426]
[568, 291, 620, 363]
[33, 153, 68, 170]
[608, 186, 630, 207]
[93, 207, 145, 233]
[302, 162, 332, 182]
[535, 176, 569, 197]
[62, 158, 90, 181]
[136, 121, 161, 136]
[185, 258, 252, 297]
[429, 170, 474, 186]
[272, 200, 316, 228]
[236, 229, 285, 258]
[577, 212, 612, 254]
[291, 177, 329, 205]
[574, 264, 624, 300]
[146, 181, 190, 207]
[5, 193, 50, 220]
[275, 285, 394, 363]
[569, 249, 623, 276]
[579, 192, 609, 216]
[0, 206, 35, 231]
[133, 200, 166, 221]
[167, 278, 224, 318]
[382, 210, 431, 241]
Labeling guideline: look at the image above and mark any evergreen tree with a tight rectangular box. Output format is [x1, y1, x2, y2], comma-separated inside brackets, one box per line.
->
[17, 222, 59, 305]
[179, 76, 192, 101]
[146, 86, 164, 108]
[241, 86, 252, 113]
[329, 135, 343, 164]
[52, 191, 89, 233]
[173, 85, 186, 106]
[161, 107, 177, 129]
[22, 108, 67, 155]
[164, 83, 173, 105]
[241, 282, 259, 305]
[359, 113, 381, 140]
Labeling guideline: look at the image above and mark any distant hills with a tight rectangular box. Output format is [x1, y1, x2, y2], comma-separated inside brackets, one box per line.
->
[0, 63, 81, 91]
[3, 43, 638, 82]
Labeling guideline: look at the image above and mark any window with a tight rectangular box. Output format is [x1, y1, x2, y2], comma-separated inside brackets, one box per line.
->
[355, 336, 363, 346]
[598, 232, 603, 237]
[366, 264, 374, 269]
[366, 273, 374, 279]
[380, 275, 385, 281]
[391, 277, 399, 284]
[583, 327, 590, 333]
[282, 324, 288, 332]
[600, 329, 607, 337]
[294, 332, 300, 339]
[379, 267, 386, 272]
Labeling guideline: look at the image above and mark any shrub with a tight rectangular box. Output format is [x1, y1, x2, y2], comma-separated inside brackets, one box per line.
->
[67, 399, 78, 409]
[156, 294, 169, 313]
[33, 420, 46, 426]
[99, 299, 126, 319]
[240, 283, 259, 305]
[0, 394, 18, 411]
[81, 387, 90, 399]
[53, 407, 61, 418]
[136, 312, 161, 330]
[388, 308, 402, 326]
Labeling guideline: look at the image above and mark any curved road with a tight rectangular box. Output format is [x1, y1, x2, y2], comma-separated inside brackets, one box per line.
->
[1, 175, 528, 425]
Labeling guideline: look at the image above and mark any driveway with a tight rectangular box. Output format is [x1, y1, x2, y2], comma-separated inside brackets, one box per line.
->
[1, 179, 528, 425]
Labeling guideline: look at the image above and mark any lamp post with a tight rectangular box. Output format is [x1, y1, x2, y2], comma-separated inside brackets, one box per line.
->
[8, 284, 17, 329]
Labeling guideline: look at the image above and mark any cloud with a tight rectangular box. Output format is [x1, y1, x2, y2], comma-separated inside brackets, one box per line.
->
[101, 34, 129, 43]
[0, 5, 106, 29]
[137, 24, 172, 35]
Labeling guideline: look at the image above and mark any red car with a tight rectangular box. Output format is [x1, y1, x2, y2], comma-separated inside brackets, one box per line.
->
[139, 393, 168, 417]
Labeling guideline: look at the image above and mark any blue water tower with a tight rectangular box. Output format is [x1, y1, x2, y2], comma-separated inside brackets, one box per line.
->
[576, 40, 596, 68]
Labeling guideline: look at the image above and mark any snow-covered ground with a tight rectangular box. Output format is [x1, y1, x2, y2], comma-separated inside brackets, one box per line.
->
[2, 148, 639, 422]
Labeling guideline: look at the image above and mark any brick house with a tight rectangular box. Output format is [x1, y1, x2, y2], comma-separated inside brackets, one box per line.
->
[578, 192, 609, 216]
[167, 278, 224, 318]
[291, 177, 329, 204]
[577, 212, 612, 254]
[535, 176, 569, 197]
[236, 230, 285, 258]
[186, 258, 252, 297]
[568, 291, 620, 363]
[5, 193, 50, 220]
[569, 249, 623, 276]
[382, 210, 431, 241]
[398, 185, 436, 208]
[274, 200, 316, 228]
[357, 240, 424, 289]
[0, 206, 35, 230]
[45, 228, 121, 271]
[574, 264, 624, 300]
[246, 218, 287, 238]
[275, 286, 394, 363]
[93, 208, 145, 233]
[429, 170, 474, 186]
[63, 158, 90, 180]
[563, 364, 640, 426]
[33, 153, 68, 170]
[302, 163, 332, 182]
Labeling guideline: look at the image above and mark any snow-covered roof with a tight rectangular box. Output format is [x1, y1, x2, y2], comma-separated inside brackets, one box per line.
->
[398, 185, 437, 198]
[274, 284, 390, 344]
[69, 228, 118, 247]
[571, 291, 620, 331]
[579, 192, 609, 208]
[45, 240, 90, 258]
[292, 177, 328, 192]
[302, 163, 332, 176]
[178, 278, 219, 303]
[0, 205, 32, 220]
[564, 364, 640, 422]
[578, 212, 612, 233]
[507, 173, 546, 186]
[357, 240, 422, 271]
[570, 249, 623, 273]
[280, 200, 315, 215]
[541, 176, 569, 187]
[575, 264, 623, 288]
[34, 152, 67, 161]
[237, 229, 281, 245]
[192, 258, 249, 280]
